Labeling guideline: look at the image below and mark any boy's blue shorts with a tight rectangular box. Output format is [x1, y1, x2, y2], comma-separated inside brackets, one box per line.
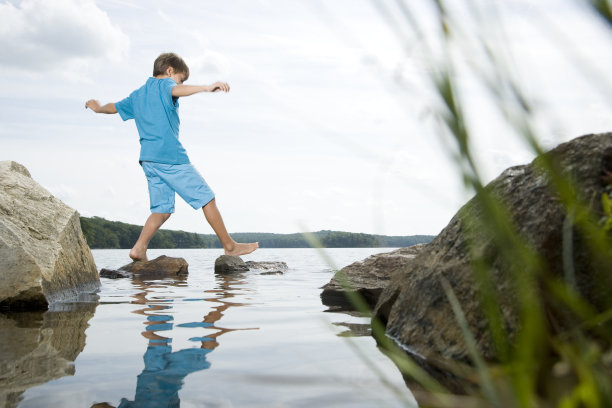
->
[141, 162, 215, 214]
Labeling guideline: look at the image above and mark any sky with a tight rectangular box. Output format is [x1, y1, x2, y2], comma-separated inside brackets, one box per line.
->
[1, 0, 612, 237]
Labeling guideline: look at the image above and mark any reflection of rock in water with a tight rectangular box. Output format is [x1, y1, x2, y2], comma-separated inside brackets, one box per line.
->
[0, 301, 98, 408]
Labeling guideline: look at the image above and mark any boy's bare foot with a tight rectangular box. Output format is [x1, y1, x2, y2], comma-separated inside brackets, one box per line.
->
[129, 246, 148, 262]
[224, 242, 259, 256]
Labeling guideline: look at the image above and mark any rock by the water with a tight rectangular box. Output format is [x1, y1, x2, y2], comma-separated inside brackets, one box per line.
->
[0, 161, 100, 309]
[99, 268, 133, 279]
[333, 321, 372, 337]
[245, 261, 288, 275]
[372, 133, 612, 378]
[214, 256, 288, 274]
[321, 245, 425, 311]
[100, 255, 188, 279]
[101, 255, 287, 277]
[214, 255, 249, 274]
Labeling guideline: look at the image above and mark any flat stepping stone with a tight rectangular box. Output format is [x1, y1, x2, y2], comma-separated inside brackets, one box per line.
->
[100, 255, 188, 279]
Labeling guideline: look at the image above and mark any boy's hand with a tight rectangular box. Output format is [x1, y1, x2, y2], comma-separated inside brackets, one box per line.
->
[209, 82, 230, 92]
[85, 100, 117, 114]
[85, 99, 101, 111]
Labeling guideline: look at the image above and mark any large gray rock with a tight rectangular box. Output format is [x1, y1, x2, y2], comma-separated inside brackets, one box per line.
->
[320, 245, 425, 311]
[0, 161, 100, 309]
[374, 133, 612, 378]
[99, 255, 188, 279]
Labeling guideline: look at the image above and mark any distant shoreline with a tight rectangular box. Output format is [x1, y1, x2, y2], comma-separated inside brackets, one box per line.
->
[80, 216, 435, 250]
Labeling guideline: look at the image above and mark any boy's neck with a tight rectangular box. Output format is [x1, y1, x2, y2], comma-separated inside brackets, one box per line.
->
[155, 72, 186, 84]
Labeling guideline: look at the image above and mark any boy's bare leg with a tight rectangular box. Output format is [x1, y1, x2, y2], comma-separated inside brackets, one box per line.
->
[129, 213, 172, 261]
[202, 198, 258, 256]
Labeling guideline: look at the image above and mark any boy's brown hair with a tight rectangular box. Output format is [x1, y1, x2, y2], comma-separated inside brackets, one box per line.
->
[153, 52, 190, 81]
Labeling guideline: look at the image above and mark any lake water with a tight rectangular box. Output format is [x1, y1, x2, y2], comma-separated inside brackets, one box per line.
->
[3, 248, 416, 408]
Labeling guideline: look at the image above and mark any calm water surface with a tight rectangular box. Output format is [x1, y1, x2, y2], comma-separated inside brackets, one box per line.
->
[6, 248, 416, 408]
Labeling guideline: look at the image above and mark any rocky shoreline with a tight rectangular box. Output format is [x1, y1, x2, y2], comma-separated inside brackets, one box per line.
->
[320, 133, 612, 395]
[2, 133, 611, 404]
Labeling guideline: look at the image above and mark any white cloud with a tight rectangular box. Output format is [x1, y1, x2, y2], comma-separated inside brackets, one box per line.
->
[187, 50, 231, 77]
[2, 0, 611, 237]
[0, 0, 128, 71]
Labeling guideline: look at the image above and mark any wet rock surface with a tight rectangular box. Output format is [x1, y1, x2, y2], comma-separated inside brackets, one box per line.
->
[100, 255, 188, 279]
[320, 245, 425, 311]
[0, 161, 100, 310]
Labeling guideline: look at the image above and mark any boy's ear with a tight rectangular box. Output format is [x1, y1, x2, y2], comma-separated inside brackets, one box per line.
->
[166, 66, 174, 76]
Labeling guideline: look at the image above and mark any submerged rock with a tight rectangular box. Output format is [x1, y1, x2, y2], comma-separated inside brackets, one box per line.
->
[372, 133, 612, 386]
[333, 321, 372, 337]
[0, 161, 100, 310]
[100, 255, 188, 279]
[320, 245, 425, 311]
[245, 261, 288, 275]
[99, 269, 133, 279]
[214, 256, 288, 275]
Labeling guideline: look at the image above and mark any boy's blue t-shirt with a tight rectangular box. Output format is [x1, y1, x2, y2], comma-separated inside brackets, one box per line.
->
[115, 77, 190, 164]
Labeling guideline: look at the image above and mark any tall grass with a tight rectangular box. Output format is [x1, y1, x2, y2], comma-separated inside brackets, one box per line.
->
[316, 1, 612, 406]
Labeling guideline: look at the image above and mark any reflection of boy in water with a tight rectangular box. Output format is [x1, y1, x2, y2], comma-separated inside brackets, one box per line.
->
[117, 344, 213, 408]
[91, 275, 254, 408]
[90, 344, 212, 408]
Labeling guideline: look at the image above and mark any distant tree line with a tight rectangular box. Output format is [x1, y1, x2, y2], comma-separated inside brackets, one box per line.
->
[80, 216, 434, 249]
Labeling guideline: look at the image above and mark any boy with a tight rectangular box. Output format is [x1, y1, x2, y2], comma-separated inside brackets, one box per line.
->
[86, 52, 258, 261]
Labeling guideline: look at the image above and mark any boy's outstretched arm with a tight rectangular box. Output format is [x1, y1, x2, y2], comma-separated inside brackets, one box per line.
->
[171, 81, 230, 97]
[85, 99, 117, 114]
